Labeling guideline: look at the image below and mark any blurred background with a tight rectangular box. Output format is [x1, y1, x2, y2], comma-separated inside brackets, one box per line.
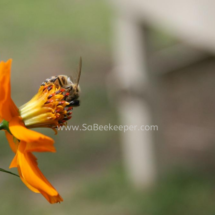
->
[1, 0, 215, 214]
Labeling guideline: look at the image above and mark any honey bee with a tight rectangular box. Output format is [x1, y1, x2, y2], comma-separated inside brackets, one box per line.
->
[41, 57, 82, 107]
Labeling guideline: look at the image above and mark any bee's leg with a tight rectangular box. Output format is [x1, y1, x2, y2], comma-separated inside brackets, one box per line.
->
[67, 100, 80, 107]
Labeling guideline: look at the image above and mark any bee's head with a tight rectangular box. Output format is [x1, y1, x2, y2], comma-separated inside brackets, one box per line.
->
[65, 83, 80, 101]
[73, 84, 80, 94]
[58, 57, 82, 104]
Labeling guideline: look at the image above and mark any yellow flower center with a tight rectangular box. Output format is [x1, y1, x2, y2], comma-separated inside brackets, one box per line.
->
[19, 83, 73, 131]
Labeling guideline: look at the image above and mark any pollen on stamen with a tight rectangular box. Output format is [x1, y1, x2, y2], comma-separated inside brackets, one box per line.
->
[64, 92, 70, 99]
[67, 107, 73, 111]
[56, 113, 61, 118]
[57, 101, 65, 106]
[56, 89, 65, 94]
[55, 109, 61, 113]
[48, 93, 55, 99]
[63, 116, 72, 121]
[45, 100, 54, 105]
[47, 85, 53, 91]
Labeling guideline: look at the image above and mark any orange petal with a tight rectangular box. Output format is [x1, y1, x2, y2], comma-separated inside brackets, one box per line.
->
[28, 153, 38, 166]
[17, 142, 63, 203]
[9, 116, 55, 152]
[0, 60, 19, 121]
[5, 131, 18, 153]
[39, 190, 63, 204]
[17, 165, 40, 193]
[9, 154, 18, 168]
[25, 141, 56, 153]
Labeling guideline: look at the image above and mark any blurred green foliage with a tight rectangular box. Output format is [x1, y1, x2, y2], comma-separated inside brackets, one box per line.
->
[1, 165, 215, 215]
[0, 0, 111, 47]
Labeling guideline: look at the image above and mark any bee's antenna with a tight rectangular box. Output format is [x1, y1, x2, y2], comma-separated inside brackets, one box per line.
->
[76, 57, 82, 86]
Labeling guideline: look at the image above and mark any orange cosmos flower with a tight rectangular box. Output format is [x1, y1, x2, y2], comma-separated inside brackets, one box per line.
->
[0, 59, 77, 204]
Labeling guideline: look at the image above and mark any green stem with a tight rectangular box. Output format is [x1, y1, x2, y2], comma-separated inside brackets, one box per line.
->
[0, 122, 4, 130]
[0, 168, 19, 177]
[0, 120, 11, 134]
